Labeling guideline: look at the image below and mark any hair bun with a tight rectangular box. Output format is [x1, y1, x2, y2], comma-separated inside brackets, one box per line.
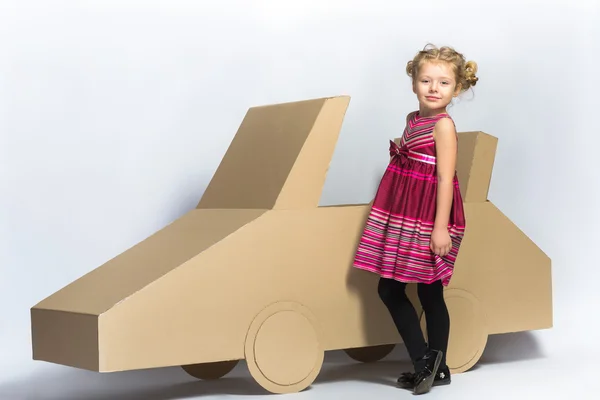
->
[406, 60, 415, 77]
[464, 61, 479, 87]
[466, 74, 479, 85]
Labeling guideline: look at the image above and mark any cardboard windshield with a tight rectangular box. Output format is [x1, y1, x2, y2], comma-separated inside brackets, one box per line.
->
[31, 95, 552, 394]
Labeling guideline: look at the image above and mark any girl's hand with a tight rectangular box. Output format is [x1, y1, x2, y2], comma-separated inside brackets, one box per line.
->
[430, 227, 452, 257]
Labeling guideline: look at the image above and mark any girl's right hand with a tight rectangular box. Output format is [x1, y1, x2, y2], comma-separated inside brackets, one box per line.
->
[430, 227, 452, 257]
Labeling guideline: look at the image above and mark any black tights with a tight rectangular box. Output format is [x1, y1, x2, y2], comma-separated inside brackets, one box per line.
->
[377, 277, 450, 369]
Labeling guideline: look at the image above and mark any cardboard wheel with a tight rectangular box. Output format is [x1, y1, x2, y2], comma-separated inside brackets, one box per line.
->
[420, 288, 488, 373]
[181, 360, 239, 380]
[244, 301, 324, 394]
[344, 344, 396, 363]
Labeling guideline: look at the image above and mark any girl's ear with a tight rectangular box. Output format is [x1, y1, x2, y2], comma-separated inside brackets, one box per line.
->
[453, 84, 462, 97]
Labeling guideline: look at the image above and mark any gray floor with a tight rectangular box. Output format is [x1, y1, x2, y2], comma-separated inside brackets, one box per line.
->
[0, 331, 592, 399]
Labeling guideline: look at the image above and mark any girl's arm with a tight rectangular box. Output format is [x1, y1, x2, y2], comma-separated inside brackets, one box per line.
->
[432, 118, 458, 231]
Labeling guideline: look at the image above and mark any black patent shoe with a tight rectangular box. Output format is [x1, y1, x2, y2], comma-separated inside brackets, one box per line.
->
[412, 349, 443, 395]
[396, 371, 416, 389]
[397, 365, 451, 389]
[434, 365, 451, 386]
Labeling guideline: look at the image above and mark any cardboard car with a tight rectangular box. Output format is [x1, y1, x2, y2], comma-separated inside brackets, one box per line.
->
[30, 95, 553, 394]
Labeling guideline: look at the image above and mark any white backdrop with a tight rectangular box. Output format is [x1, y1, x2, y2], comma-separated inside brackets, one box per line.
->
[1, 0, 598, 398]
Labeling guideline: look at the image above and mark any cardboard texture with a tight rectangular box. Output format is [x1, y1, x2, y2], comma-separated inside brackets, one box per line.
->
[31, 95, 553, 394]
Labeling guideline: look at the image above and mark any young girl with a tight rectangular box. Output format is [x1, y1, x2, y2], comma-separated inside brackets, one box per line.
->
[352, 44, 478, 395]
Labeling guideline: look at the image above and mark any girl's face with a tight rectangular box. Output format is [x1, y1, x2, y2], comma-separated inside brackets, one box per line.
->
[412, 61, 460, 112]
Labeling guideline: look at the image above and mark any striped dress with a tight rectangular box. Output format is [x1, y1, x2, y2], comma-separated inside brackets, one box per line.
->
[352, 111, 466, 286]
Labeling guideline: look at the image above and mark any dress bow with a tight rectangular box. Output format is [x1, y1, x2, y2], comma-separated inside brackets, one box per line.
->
[389, 140, 409, 158]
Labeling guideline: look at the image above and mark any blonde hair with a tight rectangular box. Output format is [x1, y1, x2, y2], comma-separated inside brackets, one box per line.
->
[406, 43, 479, 92]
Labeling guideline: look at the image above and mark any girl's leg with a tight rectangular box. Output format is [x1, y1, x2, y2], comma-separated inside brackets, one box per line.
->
[380, 277, 443, 394]
[417, 280, 450, 369]
[377, 277, 428, 366]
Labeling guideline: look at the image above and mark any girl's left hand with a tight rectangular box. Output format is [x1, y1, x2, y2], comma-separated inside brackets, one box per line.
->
[430, 227, 452, 257]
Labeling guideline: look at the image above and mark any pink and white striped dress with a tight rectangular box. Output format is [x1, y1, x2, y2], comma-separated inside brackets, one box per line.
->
[352, 111, 466, 286]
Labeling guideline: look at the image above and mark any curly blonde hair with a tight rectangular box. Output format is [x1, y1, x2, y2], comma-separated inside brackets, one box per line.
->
[406, 43, 479, 92]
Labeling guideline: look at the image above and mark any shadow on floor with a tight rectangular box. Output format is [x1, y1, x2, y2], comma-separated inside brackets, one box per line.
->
[479, 330, 546, 365]
[0, 331, 546, 399]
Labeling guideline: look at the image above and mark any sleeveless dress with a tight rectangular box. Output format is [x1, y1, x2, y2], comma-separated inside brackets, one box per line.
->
[352, 111, 466, 286]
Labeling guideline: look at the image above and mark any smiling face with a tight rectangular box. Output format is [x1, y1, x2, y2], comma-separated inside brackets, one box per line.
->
[412, 61, 461, 115]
